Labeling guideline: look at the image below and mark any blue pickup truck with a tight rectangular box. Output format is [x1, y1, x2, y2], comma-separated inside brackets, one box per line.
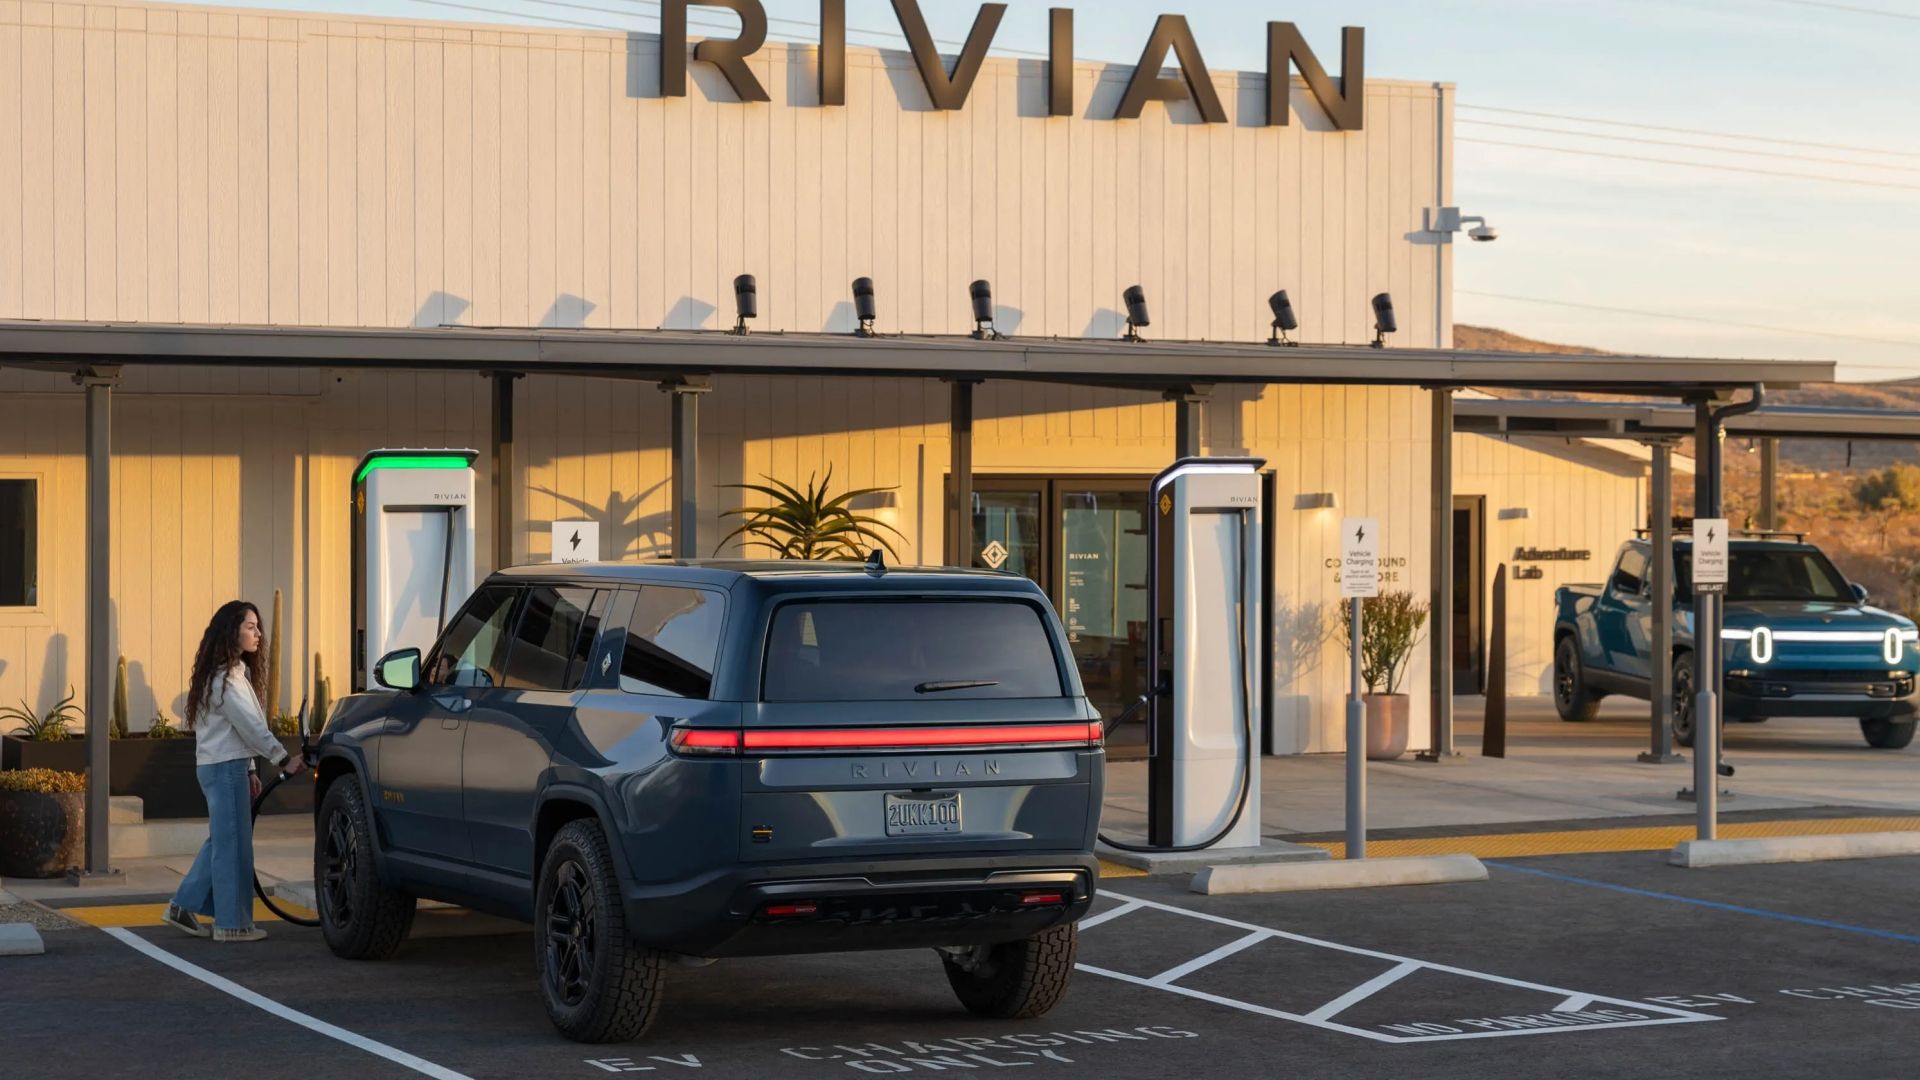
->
[1553, 535, 1919, 750]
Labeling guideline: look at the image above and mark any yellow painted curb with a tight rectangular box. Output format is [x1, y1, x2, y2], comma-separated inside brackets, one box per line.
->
[1098, 858, 1149, 879]
[62, 899, 318, 929]
[1301, 816, 1920, 860]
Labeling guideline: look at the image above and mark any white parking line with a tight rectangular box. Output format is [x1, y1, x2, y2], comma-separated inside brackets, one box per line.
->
[104, 928, 475, 1080]
[1077, 891, 1722, 1044]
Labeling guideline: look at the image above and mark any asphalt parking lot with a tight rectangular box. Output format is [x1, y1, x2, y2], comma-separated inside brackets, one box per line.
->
[10, 849, 1920, 1080]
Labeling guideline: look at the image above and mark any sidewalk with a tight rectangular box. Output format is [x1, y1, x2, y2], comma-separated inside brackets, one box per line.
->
[6, 696, 1914, 907]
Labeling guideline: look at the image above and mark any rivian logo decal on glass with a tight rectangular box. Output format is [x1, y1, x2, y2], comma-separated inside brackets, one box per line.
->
[980, 540, 1010, 570]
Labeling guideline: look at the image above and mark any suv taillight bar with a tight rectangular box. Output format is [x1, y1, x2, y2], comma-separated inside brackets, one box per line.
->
[669, 722, 1102, 756]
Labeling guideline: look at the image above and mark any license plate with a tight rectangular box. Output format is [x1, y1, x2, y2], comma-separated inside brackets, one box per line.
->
[885, 792, 962, 836]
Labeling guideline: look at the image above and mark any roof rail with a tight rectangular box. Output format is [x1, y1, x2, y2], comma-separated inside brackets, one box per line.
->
[1631, 526, 1807, 542]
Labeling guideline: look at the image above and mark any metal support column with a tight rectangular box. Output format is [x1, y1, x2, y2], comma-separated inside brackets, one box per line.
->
[1166, 384, 1212, 460]
[1689, 400, 1721, 835]
[660, 376, 712, 559]
[949, 380, 978, 567]
[74, 367, 123, 885]
[1419, 388, 1461, 762]
[1759, 437, 1779, 531]
[490, 372, 521, 572]
[1640, 439, 1684, 764]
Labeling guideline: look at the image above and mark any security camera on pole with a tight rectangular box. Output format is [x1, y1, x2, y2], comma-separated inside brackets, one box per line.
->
[1341, 517, 1381, 859]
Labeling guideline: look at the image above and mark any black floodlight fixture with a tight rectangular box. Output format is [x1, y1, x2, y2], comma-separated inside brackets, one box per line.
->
[731, 274, 758, 335]
[1123, 285, 1151, 342]
[1370, 292, 1396, 348]
[852, 277, 878, 337]
[969, 280, 999, 340]
[1268, 290, 1299, 347]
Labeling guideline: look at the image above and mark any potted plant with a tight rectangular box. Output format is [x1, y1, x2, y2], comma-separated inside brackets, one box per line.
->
[715, 467, 904, 560]
[0, 768, 86, 878]
[1340, 591, 1430, 760]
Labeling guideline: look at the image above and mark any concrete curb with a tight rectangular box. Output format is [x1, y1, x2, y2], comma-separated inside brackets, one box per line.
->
[1670, 831, 1920, 868]
[0, 923, 46, 956]
[1191, 853, 1488, 895]
[1099, 838, 1330, 875]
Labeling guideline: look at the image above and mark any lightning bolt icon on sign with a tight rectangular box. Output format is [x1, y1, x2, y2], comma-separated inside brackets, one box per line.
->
[570, 530, 581, 551]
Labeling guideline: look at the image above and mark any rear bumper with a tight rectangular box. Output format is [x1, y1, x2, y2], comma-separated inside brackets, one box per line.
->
[1725, 671, 1919, 720]
[620, 852, 1099, 958]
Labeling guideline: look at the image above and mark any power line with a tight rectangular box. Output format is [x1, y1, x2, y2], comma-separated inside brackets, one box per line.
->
[1760, 0, 1920, 22]
[1458, 137, 1920, 192]
[1459, 118, 1920, 174]
[1456, 104, 1920, 160]
[1459, 290, 1920, 351]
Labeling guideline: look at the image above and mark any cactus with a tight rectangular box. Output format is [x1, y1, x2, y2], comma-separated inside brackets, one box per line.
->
[266, 588, 284, 721]
[312, 653, 333, 735]
[112, 655, 130, 740]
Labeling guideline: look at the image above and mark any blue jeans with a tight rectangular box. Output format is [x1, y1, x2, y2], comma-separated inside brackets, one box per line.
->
[170, 759, 256, 931]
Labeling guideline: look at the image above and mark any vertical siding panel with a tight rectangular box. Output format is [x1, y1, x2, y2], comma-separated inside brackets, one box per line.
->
[18, 2, 54, 318]
[633, 36, 664, 324]
[471, 32, 502, 326]
[324, 22, 356, 323]
[235, 16, 270, 322]
[384, 33, 415, 328]
[353, 27, 388, 326]
[80, 5, 114, 317]
[206, 12, 239, 322]
[551, 38, 582, 326]
[441, 32, 472, 324]
[0, 4, 17, 317]
[582, 41, 610, 328]
[267, 19, 298, 323]
[294, 19, 326, 324]
[143, 10, 178, 322]
[414, 32, 445, 326]
[607, 40, 637, 330]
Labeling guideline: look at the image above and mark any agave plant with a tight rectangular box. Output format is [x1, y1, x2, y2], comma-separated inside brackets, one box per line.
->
[0, 687, 83, 741]
[715, 468, 904, 561]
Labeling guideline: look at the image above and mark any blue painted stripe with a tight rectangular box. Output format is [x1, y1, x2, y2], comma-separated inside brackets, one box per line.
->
[1486, 861, 1920, 945]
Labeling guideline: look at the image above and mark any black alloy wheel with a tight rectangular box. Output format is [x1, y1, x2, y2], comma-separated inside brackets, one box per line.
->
[1554, 637, 1601, 722]
[544, 859, 598, 1009]
[313, 778, 415, 960]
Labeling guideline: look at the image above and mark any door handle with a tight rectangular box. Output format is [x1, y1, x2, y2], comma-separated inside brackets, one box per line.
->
[441, 717, 462, 731]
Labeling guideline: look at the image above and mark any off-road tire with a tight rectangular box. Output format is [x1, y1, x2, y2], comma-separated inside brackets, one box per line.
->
[315, 778, 416, 960]
[1861, 718, 1917, 750]
[1553, 637, 1603, 722]
[1672, 652, 1709, 749]
[535, 819, 666, 1043]
[942, 922, 1077, 1020]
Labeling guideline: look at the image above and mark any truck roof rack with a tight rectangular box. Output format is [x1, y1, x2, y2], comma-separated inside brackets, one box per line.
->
[1631, 526, 1807, 542]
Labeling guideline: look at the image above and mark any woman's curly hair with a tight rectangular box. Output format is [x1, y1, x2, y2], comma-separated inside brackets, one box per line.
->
[184, 601, 267, 730]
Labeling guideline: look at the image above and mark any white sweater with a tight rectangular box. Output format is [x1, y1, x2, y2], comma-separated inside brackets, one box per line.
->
[194, 664, 290, 770]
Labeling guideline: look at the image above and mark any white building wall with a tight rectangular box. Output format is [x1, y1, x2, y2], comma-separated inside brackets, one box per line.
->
[0, 1, 1467, 752]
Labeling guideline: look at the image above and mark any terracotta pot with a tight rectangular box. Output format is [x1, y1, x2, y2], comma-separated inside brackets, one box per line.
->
[0, 789, 85, 878]
[1362, 694, 1410, 761]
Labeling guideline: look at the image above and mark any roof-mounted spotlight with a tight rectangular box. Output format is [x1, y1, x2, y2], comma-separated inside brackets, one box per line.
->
[1268, 290, 1299, 347]
[1431, 207, 1500, 243]
[1122, 285, 1150, 343]
[969, 280, 999, 340]
[731, 274, 757, 335]
[852, 277, 877, 338]
[1370, 292, 1396, 349]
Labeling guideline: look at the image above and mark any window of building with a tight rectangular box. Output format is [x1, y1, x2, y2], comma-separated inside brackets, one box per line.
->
[502, 587, 603, 691]
[0, 479, 36, 608]
[621, 587, 723, 699]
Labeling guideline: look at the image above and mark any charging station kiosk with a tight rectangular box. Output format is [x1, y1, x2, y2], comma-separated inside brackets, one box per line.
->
[351, 449, 479, 691]
[1146, 457, 1265, 851]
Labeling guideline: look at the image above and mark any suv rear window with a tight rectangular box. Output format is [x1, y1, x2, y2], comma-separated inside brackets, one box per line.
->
[762, 599, 1065, 702]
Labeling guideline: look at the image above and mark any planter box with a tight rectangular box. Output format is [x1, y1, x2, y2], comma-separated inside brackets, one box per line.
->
[0, 736, 310, 819]
[1362, 694, 1411, 761]
[0, 789, 84, 878]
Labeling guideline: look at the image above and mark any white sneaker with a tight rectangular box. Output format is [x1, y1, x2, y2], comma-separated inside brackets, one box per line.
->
[161, 904, 211, 939]
[212, 926, 270, 943]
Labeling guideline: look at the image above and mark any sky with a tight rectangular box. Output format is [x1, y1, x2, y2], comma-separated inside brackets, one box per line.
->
[206, 0, 1920, 380]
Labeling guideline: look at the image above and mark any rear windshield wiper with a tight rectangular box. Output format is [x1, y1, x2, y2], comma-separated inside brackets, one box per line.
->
[914, 680, 1000, 694]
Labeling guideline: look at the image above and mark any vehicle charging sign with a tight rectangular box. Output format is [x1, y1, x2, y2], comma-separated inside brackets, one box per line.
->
[1341, 518, 1380, 599]
[552, 520, 601, 564]
[1692, 518, 1729, 593]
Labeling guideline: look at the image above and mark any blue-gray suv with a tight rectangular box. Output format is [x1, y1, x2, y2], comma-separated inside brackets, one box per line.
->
[311, 561, 1104, 1042]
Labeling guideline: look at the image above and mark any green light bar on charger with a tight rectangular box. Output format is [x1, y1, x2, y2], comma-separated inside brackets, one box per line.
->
[354, 454, 475, 485]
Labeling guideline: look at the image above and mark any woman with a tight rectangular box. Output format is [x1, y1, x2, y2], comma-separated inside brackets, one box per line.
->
[162, 601, 305, 942]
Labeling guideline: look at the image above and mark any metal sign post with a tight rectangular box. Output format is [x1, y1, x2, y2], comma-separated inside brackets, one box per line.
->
[1690, 518, 1729, 839]
[1341, 517, 1380, 860]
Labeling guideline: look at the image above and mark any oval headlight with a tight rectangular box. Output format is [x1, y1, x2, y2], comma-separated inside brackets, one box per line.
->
[1750, 626, 1774, 665]
[1886, 628, 1904, 666]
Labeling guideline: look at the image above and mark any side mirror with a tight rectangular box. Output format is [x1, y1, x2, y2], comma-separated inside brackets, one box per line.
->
[375, 648, 422, 692]
[1850, 583, 1870, 604]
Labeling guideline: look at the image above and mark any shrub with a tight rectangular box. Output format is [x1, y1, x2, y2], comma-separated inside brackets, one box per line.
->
[1339, 591, 1430, 696]
[0, 689, 83, 741]
[113, 656, 130, 740]
[0, 768, 87, 794]
[146, 712, 184, 739]
[716, 467, 904, 560]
